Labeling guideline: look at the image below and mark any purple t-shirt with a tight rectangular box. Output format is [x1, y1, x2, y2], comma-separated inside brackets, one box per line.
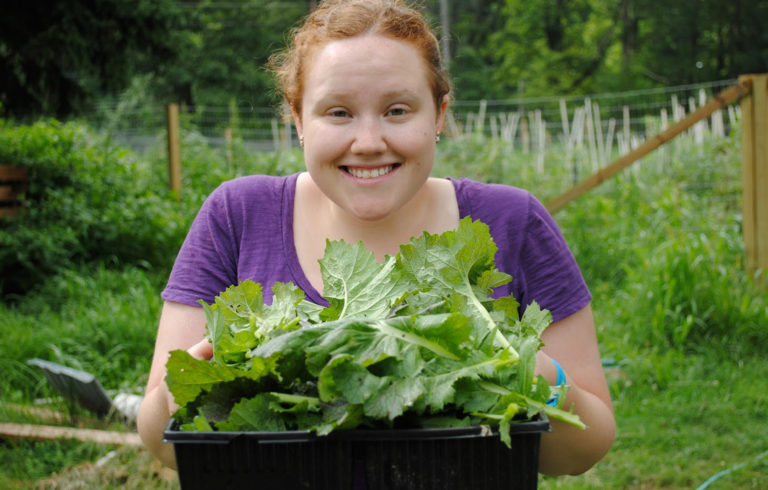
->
[162, 173, 590, 322]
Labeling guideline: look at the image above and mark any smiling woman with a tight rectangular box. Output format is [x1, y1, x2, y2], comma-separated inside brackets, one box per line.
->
[137, 0, 615, 478]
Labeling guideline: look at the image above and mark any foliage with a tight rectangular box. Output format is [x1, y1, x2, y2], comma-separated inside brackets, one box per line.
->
[0, 439, 112, 486]
[554, 134, 767, 361]
[487, 0, 620, 96]
[0, 119, 189, 298]
[167, 0, 306, 111]
[0, 117, 306, 299]
[442, 0, 768, 99]
[0, 0, 187, 118]
[167, 219, 581, 442]
[627, 0, 768, 85]
[5, 0, 768, 120]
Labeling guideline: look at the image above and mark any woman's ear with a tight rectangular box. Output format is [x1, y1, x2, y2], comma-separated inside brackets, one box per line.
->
[436, 94, 450, 134]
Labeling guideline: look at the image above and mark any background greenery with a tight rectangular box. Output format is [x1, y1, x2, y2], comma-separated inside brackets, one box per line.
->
[2, 0, 767, 119]
[0, 117, 766, 488]
[1, 0, 767, 487]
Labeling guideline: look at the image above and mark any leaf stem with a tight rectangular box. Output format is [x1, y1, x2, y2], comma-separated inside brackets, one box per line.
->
[375, 319, 461, 361]
[465, 278, 519, 360]
[271, 392, 320, 409]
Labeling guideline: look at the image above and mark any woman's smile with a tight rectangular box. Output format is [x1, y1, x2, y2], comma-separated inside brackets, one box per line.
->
[342, 164, 399, 180]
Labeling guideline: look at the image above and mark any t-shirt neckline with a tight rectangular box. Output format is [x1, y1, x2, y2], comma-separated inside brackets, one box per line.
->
[282, 174, 467, 306]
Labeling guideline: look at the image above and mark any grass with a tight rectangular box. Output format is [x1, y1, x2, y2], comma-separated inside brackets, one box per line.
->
[540, 356, 768, 489]
[0, 264, 165, 403]
[0, 442, 179, 490]
[1, 125, 767, 488]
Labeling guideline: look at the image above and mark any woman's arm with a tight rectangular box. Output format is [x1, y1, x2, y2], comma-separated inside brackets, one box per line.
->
[136, 301, 210, 469]
[536, 304, 616, 475]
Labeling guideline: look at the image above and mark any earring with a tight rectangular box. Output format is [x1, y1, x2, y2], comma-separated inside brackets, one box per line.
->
[435, 132, 441, 143]
[299, 135, 304, 148]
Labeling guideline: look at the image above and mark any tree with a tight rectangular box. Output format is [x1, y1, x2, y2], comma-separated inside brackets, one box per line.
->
[168, 0, 307, 111]
[631, 0, 768, 85]
[486, 0, 620, 98]
[0, 0, 187, 118]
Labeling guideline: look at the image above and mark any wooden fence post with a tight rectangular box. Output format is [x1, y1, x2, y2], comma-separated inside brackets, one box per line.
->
[740, 74, 768, 278]
[166, 103, 182, 196]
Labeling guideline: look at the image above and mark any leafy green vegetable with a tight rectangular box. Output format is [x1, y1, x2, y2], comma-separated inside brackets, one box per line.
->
[166, 217, 584, 445]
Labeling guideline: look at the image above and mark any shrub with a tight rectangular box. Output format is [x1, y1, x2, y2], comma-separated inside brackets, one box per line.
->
[0, 119, 190, 298]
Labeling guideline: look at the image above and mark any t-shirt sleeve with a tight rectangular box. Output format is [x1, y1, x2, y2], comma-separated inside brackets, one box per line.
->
[515, 193, 591, 322]
[161, 184, 239, 307]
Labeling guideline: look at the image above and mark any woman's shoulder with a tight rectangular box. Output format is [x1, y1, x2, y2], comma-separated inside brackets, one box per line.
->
[207, 173, 299, 205]
[449, 177, 542, 221]
[215, 173, 298, 193]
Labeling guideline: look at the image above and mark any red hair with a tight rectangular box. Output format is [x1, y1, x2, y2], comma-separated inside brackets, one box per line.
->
[269, 0, 451, 117]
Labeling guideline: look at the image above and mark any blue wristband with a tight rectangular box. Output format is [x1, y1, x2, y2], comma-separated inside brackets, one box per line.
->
[552, 358, 566, 386]
[546, 358, 566, 407]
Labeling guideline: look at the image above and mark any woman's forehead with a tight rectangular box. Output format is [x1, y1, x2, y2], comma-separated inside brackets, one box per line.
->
[303, 35, 430, 93]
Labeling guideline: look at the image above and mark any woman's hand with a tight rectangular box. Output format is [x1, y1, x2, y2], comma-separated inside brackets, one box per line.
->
[534, 349, 558, 385]
[165, 338, 213, 415]
[188, 338, 214, 360]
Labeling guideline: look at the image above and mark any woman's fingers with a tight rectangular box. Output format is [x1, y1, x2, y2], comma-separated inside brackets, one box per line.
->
[188, 338, 213, 360]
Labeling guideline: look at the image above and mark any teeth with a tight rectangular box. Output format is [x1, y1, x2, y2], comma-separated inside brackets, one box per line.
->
[347, 165, 393, 179]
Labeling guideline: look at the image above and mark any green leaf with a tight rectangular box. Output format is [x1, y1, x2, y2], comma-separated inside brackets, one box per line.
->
[418, 350, 515, 413]
[398, 218, 516, 354]
[165, 349, 278, 407]
[363, 376, 425, 420]
[180, 414, 214, 432]
[520, 301, 552, 337]
[516, 336, 540, 397]
[165, 350, 240, 406]
[317, 355, 387, 404]
[319, 240, 410, 320]
[218, 393, 287, 432]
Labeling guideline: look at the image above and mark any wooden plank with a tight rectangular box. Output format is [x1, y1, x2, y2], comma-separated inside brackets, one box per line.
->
[741, 75, 757, 275]
[0, 402, 67, 424]
[0, 165, 27, 181]
[0, 184, 17, 201]
[0, 207, 20, 217]
[546, 79, 753, 214]
[752, 74, 768, 272]
[0, 423, 142, 446]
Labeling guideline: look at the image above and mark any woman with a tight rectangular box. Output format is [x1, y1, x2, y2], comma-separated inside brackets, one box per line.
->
[137, 0, 615, 476]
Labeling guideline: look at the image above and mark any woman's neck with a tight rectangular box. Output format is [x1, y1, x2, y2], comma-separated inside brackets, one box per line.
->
[302, 174, 457, 261]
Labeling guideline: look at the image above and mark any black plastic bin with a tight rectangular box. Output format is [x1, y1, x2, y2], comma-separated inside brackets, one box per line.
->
[164, 415, 550, 490]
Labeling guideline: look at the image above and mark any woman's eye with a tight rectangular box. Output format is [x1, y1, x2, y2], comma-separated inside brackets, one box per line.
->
[387, 107, 408, 117]
[329, 109, 350, 118]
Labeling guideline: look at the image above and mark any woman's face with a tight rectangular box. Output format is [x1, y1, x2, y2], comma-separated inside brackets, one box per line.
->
[295, 34, 447, 222]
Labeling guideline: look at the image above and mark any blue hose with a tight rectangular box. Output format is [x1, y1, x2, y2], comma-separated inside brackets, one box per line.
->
[696, 449, 768, 489]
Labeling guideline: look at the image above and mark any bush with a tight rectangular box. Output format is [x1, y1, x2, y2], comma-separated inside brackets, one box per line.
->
[616, 221, 767, 357]
[0, 119, 190, 298]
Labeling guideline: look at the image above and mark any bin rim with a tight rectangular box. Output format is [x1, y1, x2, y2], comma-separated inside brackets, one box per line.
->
[163, 413, 550, 445]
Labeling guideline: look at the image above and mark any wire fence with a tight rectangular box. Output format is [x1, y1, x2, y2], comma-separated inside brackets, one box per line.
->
[94, 79, 739, 160]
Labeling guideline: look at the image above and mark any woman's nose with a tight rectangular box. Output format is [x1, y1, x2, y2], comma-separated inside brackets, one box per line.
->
[350, 118, 387, 154]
